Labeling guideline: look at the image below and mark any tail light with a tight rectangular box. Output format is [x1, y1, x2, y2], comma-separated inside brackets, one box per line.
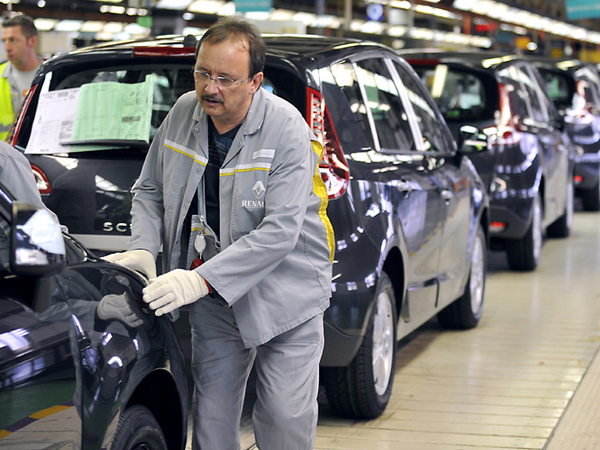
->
[485, 83, 522, 146]
[8, 83, 38, 146]
[306, 87, 349, 199]
[30, 163, 52, 194]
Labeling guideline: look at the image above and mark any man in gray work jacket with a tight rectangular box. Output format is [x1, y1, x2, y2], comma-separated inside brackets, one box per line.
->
[105, 17, 334, 450]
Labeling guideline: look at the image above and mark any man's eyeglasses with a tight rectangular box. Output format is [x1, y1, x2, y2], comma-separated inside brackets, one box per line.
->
[193, 69, 250, 89]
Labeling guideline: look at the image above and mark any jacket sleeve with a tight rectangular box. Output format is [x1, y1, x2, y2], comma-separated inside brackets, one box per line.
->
[0, 142, 46, 210]
[198, 113, 318, 305]
[127, 115, 168, 258]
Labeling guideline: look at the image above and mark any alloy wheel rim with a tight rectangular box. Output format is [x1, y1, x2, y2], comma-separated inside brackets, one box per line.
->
[372, 290, 394, 397]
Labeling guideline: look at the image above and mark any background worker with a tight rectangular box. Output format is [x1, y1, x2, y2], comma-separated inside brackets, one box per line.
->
[0, 14, 40, 140]
[105, 16, 334, 450]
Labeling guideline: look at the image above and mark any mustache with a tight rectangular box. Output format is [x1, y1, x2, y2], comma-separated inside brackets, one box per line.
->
[201, 94, 223, 104]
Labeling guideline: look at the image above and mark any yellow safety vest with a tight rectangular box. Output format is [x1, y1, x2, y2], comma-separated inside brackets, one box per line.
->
[0, 61, 15, 141]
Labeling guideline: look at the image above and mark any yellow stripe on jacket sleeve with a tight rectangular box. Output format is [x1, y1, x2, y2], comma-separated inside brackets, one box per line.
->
[311, 140, 335, 262]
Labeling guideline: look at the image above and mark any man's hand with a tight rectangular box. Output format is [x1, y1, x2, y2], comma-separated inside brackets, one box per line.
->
[103, 249, 157, 280]
[143, 269, 209, 316]
[97, 293, 144, 327]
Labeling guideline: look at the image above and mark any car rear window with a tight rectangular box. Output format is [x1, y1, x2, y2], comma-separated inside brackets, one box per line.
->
[19, 64, 195, 155]
[413, 65, 492, 123]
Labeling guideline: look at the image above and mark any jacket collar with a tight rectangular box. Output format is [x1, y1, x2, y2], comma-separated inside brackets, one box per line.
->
[193, 87, 267, 165]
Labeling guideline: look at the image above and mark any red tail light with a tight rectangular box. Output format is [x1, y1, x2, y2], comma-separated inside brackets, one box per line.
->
[486, 83, 522, 146]
[306, 87, 349, 199]
[8, 82, 38, 146]
[30, 163, 52, 194]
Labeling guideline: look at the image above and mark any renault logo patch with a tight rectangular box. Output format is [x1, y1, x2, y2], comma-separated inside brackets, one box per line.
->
[253, 181, 266, 199]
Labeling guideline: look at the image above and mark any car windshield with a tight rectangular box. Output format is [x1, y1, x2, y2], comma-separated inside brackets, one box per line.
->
[20, 64, 196, 155]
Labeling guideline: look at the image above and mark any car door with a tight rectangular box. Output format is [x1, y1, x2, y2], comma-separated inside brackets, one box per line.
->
[347, 54, 446, 323]
[390, 59, 473, 305]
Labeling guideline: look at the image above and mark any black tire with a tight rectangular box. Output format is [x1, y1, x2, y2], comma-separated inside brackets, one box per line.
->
[322, 271, 397, 420]
[506, 194, 543, 271]
[547, 177, 574, 238]
[581, 181, 600, 212]
[111, 404, 167, 450]
[438, 226, 486, 330]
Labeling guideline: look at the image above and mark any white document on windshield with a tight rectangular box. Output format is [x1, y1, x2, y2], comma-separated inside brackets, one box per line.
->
[26, 88, 80, 154]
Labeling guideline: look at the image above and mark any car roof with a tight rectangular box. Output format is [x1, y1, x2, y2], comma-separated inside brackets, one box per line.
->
[398, 48, 527, 71]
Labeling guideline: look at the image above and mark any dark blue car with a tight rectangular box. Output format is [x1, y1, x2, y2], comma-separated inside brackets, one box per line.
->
[11, 35, 489, 420]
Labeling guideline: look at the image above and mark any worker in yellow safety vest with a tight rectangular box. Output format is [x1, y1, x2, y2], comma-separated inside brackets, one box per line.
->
[0, 14, 40, 141]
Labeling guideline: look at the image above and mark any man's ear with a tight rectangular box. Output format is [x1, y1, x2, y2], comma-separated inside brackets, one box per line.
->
[27, 35, 37, 50]
[250, 72, 264, 94]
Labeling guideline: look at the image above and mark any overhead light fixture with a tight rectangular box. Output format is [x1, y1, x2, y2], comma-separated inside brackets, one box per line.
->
[156, 0, 193, 8]
[100, 5, 126, 14]
[55, 20, 83, 32]
[104, 22, 124, 33]
[80, 21, 104, 33]
[218, 2, 235, 15]
[33, 18, 56, 31]
[188, 0, 225, 14]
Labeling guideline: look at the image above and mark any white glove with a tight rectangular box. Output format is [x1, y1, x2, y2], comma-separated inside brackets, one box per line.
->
[103, 249, 157, 280]
[143, 269, 209, 316]
[97, 293, 144, 327]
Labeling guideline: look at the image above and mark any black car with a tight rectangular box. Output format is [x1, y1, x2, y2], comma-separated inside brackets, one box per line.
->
[11, 35, 489, 419]
[0, 180, 187, 449]
[402, 50, 575, 271]
[531, 58, 600, 211]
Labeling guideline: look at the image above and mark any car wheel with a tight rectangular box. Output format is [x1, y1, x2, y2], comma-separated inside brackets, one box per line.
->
[547, 177, 574, 238]
[321, 271, 397, 420]
[438, 226, 486, 329]
[506, 194, 543, 271]
[581, 180, 600, 212]
[111, 404, 167, 450]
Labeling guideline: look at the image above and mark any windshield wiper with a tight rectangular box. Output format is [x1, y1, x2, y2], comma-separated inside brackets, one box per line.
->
[60, 139, 149, 149]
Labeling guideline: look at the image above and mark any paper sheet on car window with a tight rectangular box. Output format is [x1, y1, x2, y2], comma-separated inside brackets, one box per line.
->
[26, 74, 154, 154]
[26, 88, 79, 154]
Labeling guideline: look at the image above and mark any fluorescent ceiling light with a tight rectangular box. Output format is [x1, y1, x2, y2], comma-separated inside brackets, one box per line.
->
[270, 9, 295, 21]
[361, 21, 386, 34]
[156, 0, 193, 8]
[124, 23, 149, 35]
[100, 5, 126, 13]
[80, 21, 104, 33]
[390, 1, 411, 9]
[218, 2, 236, 15]
[188, 0, 225, 14]
[387, 25, 407, 36]
[34, 18, 57, 31]
[55, 20, 83, 32]
[104, 22, 124, 33]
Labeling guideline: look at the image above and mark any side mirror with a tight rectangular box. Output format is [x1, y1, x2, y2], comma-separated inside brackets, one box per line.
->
[10, 201, 66, 277]
[457, 125, 488, 154]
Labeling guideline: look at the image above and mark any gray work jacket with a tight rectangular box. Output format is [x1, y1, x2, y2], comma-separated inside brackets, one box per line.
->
[129, 88, 334, 347]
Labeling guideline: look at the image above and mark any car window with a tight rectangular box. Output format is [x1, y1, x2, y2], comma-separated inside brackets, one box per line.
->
[497, 65, 531, 121]
[415, 65, 487, 122]
[355, 58, 415, 151]
[392, 61, 452, 153]
[516, 65, 551, 124]
[540, 70, 571, 107]
[330, 61, 377, 150]
[21, 65, 195, 152]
